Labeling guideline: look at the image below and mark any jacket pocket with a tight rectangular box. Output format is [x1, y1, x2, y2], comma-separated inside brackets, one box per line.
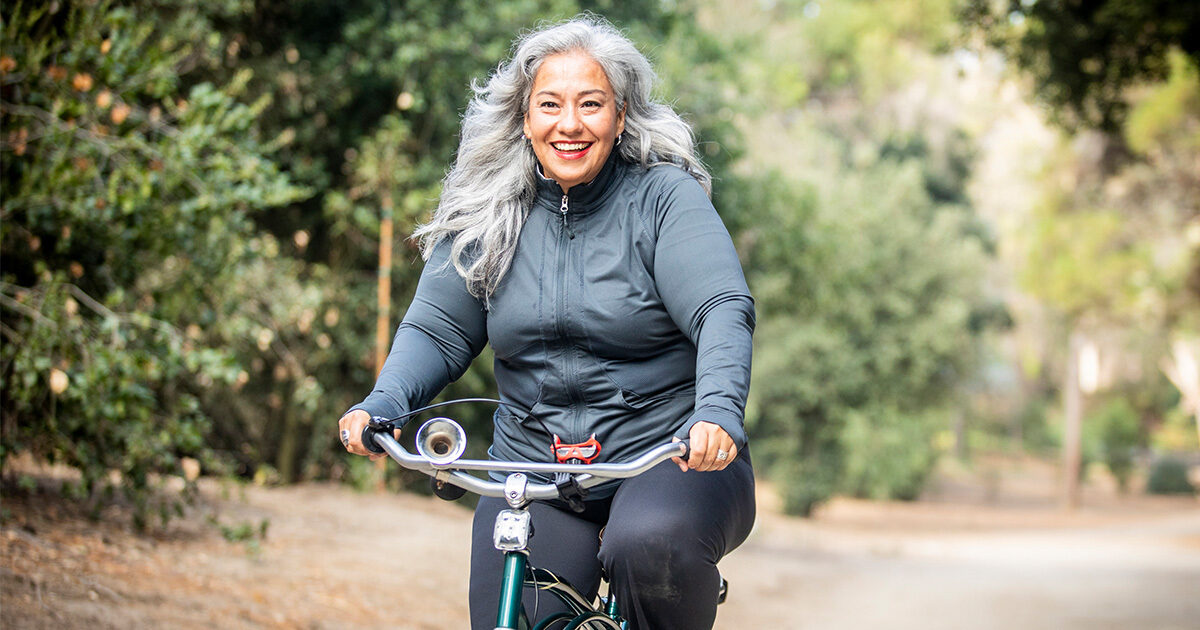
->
[617, 385, 695, 411]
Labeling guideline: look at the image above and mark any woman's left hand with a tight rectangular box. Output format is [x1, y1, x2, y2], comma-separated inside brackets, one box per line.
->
[673, 421, 738, 472]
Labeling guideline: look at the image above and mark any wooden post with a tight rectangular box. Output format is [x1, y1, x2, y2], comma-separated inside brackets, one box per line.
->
[373, 185, 394, 489]
[375, 199, 393, 376]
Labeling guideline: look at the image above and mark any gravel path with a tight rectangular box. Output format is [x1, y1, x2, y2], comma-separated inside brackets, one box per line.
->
[3, 464, 1199, 629]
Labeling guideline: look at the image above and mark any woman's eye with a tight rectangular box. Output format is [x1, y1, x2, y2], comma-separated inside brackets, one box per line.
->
[539, 101, 560, 109]
[582, 101, 602, 109]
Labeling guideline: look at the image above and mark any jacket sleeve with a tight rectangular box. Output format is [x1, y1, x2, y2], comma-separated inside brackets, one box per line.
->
[652, 173, 756, 450]
[348, 239, 489, 426]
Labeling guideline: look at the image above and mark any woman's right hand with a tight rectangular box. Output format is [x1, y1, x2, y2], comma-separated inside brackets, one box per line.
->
[338, 409, 392, 461]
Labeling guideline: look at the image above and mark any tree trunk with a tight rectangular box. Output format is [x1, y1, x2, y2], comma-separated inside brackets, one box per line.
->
[954, 407, 969, 460]
[276, 387, 298, 483]
[1160, 337, 1200, 449]
[1061, 329, 1084, 510]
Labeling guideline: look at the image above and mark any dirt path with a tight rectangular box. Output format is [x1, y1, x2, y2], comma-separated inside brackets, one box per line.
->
[3, 460, 1199, 629]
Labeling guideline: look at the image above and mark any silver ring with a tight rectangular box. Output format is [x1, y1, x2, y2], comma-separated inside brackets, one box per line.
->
[716, 449, 729, 461]
[340, 429, 351, 447]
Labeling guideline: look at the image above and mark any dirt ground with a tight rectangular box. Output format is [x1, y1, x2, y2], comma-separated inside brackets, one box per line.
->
[3, 456, 1199, 630]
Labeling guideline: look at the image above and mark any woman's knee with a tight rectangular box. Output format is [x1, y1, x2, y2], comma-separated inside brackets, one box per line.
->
[598, 512, 710, 579]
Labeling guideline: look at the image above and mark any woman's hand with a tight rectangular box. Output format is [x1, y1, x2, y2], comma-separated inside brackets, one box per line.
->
[337, 409, 396, 462]
[673, 421, 738, 472]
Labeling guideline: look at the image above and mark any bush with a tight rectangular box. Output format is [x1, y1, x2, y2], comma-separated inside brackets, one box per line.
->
[1146, 458, 1195, 495]
[1090, 398, 1143, 493]
[839, 407, 940, 501]
[0, 1, 305, 528]
[773, 454, 840, 517]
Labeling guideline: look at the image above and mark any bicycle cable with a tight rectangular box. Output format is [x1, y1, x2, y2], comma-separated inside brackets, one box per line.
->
[376, 397, 558, 442]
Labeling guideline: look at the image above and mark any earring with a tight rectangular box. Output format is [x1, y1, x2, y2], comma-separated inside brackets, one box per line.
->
[616, 133, 623, 146]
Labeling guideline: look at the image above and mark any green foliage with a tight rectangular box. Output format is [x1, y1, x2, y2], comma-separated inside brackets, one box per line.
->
[723, 0, 999, 515]
[964, 0, 1200, 132]
[981, 2, 1199, 484]
[743, 153, 991, 514]
[1020, 200, 1149, 321]
[209, 515, 271, 556]
[1, 0, 307, 527]
[773, 453, 841, 518]
[1125, 51, 1200, 157]
[840, 407, 942, 501]
[1013, 395, 1059, 455]
[1145, 457, 1195, 495]
[747, 0, 960, 107]
[1086, 397, 1142, 492]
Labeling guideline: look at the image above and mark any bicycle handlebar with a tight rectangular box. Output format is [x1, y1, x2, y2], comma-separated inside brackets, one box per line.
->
[367, 424, 689, 502]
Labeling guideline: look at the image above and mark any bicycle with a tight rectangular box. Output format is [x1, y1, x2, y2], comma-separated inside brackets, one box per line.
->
[360, 398, 729, 630]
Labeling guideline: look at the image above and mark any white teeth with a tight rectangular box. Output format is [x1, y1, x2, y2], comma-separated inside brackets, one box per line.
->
[552, 142, 589, 151]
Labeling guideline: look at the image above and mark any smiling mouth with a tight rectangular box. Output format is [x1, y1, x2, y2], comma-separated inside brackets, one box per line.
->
[551, 141, 592, 155]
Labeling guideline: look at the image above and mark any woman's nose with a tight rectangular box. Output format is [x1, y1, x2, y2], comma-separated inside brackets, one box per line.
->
[558, 106, 582, 133]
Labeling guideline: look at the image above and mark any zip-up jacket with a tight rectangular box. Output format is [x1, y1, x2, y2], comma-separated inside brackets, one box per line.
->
[351, 154, 755, 476]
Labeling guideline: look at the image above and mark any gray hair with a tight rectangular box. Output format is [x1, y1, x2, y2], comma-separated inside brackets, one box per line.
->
[413, 15, 711, 298]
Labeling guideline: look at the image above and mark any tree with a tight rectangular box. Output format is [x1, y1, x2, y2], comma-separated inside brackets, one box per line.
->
[706, 0, 998, 515]
[965, 1, 1200, 505]
[1, 1, 308, 526]
[743, 156, 990, 514]
[964, 0, 1200, 134]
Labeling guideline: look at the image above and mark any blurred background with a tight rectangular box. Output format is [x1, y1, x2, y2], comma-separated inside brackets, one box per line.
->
[1, 0, 1198, 627]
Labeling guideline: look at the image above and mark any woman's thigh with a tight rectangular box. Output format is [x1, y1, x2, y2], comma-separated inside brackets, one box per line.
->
[599, 453, 755, 629]
[606, 452, 755, 560]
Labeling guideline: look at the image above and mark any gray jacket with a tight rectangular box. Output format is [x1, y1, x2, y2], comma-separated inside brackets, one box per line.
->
[352, 154, 754, 470]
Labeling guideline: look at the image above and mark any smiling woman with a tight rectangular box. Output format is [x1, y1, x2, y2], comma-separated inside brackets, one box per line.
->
[334, 16, 755, 630]
[524, 51, 626, 193]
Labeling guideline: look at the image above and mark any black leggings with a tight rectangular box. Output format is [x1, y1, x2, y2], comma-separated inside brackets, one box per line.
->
[468, 452, 755, 630]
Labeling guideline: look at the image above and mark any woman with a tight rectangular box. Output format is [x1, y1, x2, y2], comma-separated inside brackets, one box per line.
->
[338, 16, 755, 630]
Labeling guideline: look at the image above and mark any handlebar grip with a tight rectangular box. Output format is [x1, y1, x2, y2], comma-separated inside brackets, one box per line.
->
[361, 418, 388, 454]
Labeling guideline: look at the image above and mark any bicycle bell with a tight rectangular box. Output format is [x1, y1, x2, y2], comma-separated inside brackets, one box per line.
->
[415, 417, 467, 465]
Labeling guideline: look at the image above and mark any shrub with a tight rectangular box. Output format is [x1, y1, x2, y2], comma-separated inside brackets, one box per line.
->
[1090, 398, 1142, 493]
[1146, 457, 1195, 495]
[0, 1, 305, 528]
[773, 454, 840, 517]
[839, 407, 940, 501]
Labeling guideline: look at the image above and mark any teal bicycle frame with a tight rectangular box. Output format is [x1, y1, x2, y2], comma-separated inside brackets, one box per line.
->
[366, 414, 689, 630]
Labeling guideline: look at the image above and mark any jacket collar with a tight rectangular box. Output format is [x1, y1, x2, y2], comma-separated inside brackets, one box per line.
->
[534, 150, 628, 215]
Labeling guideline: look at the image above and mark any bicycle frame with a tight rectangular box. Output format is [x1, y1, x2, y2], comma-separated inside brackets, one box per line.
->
[366, 415, 687, 630]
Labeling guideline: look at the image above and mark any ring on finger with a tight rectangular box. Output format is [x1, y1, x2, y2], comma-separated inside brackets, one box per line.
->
[716, 449, 729, 461]
[340, 429, 351, 447]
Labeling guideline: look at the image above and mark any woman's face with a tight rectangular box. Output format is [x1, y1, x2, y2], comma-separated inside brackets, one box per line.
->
[524, 51, 625, 194]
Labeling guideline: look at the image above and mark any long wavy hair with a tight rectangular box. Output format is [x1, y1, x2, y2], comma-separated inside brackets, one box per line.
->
[413, 15, 711, 298]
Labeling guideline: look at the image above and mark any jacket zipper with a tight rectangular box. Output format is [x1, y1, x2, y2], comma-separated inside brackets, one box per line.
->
[560, 195, 575, 239]
[557, 194, 583, 441]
